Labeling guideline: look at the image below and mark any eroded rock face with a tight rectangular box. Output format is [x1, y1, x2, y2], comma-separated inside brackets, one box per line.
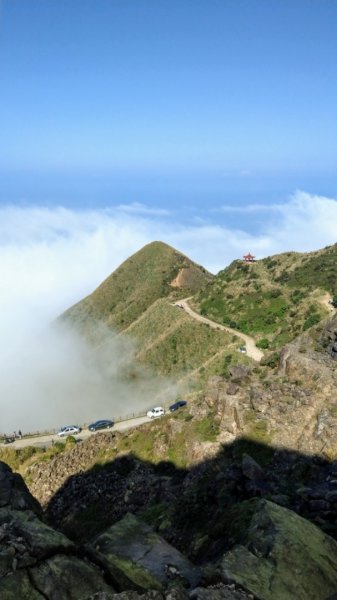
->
[0, 461, 113, 599]
[204, 377, 244, 435]
[0, 461, 41, 513]
[320, 314, 337, 360]
[199, 323, 337, 460]
[222, 499, 337, 600]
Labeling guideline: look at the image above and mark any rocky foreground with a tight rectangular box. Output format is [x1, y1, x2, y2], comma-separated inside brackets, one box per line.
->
[2, 453, 337, 599]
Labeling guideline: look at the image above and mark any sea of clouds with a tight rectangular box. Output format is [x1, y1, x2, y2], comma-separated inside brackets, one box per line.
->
[1, 190, 337, 433]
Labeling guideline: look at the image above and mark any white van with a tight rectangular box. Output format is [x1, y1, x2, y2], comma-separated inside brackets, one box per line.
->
[147, 406, 165, 419]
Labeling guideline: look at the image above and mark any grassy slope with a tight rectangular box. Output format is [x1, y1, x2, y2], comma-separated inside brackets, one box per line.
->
[193, 244, 337, 349]
[62, 241, 213, 333]
[124, 298, 246, 379]
[60, 241, 243, 385]
[59, 241, 337, 387]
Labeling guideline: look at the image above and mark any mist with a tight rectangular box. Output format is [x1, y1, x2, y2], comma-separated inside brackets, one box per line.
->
[0, 317, 179, 434]
[0, 205, 178, 434]
[1, 193, 337, 433]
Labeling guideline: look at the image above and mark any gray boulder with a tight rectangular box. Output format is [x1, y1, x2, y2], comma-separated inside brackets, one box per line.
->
[221, 499, 337, 600]
[87, 513, 201, 592]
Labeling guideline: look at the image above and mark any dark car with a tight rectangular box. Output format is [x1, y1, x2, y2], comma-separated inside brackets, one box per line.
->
[169, 400, 187, 412]
[88, 419, 114, 432]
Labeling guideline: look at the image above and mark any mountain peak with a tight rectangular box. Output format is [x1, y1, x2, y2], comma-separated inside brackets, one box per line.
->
[62, 241, 213, 332]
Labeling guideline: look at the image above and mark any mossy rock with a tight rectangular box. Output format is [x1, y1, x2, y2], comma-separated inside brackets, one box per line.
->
[0, 508, 74, 560]
[29, 554, 114, 599]
[0, 570, 45, 599]
[87, 513, 200, 591]
[222, 499, 337, 600]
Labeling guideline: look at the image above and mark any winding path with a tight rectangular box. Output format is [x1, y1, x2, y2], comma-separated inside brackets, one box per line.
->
[174, 299, 264, 362]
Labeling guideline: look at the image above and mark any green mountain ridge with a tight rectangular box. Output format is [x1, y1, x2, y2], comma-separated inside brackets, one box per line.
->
[62, 240, 213, 333]
[193, 243, 337, 349]
[61, 240, 337, 385]
[61, 240, 244, 384]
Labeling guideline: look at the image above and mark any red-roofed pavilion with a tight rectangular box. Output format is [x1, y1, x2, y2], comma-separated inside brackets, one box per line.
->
[243, 253, 255, 262]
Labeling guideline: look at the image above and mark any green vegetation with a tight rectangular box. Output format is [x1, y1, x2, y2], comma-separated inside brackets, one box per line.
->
[195, 414, 220, 442]
[0, 441, 66, 475]
[118, 428, 158, 462]
[283, 244, 337, 291]
[136, 309, 233, 376]
[193, 245, 336, 349]
[58, 241, 337, 395]
[62, 241, 213, 333]
[256, 338, 270, 349]
[244, 411, 273, 447]
[303, 313, 320, 331]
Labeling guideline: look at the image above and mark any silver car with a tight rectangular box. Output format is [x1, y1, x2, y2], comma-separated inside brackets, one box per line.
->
[57, 425, 81, 437]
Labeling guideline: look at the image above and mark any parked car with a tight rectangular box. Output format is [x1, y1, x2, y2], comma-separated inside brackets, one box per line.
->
[147, 406, 165, 419]
[88, 419, 114, 432]
[239, 346, 247, 353]
[57, 425, 81, 437]
[169, 400, 187, 412]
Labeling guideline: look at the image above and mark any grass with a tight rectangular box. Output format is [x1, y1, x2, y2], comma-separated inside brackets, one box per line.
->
[62, 241, 213, 333]
[0, 440, 68, 477]
[118, 296, 247, 385]
[136, 310, 233, 376]
[195, 415, 220, 442]
[118, 428, 158, 462]
[244, 410, 273, 450]
[193, 245, 335, 349]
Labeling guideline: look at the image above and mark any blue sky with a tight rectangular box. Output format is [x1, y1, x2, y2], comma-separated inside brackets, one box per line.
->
[0, 0, 336, 224]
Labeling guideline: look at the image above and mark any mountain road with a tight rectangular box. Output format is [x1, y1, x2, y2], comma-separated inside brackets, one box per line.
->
[4, 415, 152, 450]
[174, 298, 264, 362]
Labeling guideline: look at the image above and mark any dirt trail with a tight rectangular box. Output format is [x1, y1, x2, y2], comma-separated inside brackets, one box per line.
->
[174, 299, 264, 362]
[319, 292, 335, 313]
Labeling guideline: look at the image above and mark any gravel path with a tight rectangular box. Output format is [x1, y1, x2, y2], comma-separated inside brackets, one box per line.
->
[175, 299, 264, 362]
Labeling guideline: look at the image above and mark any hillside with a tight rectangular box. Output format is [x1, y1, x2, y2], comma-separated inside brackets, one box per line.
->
[60, 240, 337, 388]
[192, 243, 337, 349]
[62, 241, 213, 333]
[123, 297, 248, 380]
[61, 241, 252, 385]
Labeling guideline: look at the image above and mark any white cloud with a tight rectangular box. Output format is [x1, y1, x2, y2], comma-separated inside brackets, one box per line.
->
[268, 190, 337, 252]
[115, 202, 170, 216]
[1, 190, 337, 432]
[217, 203, 283, 214]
